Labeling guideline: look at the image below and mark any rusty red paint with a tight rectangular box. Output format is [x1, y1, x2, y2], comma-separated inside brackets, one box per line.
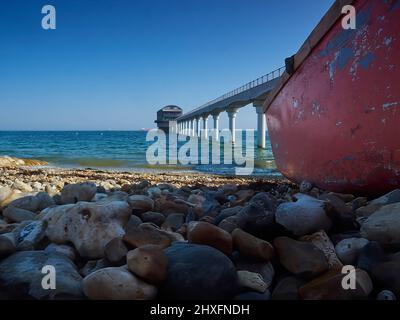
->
[266, 0, 400, 196]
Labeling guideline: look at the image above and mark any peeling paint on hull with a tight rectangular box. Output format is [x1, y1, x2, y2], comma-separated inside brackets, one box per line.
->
[266, 0, 400, 196]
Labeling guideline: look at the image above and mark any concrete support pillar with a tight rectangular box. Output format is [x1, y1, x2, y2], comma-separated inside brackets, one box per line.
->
[190, 119, 196, 137]
[254, 102, 266, 149]
[212, 113, 220, 141]
[202, 115, 209, 139]
[196, 117, 200, 137]
[227, 108, 238, 144]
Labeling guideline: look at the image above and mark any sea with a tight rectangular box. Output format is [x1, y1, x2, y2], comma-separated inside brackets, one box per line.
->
[0, 131, 281, 177]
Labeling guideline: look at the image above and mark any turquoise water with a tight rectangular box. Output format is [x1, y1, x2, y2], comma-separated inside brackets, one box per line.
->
[0, 131, 280, 177]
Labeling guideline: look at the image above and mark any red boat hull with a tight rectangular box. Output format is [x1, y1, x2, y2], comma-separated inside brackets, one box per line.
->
[266, 0, 400, 196]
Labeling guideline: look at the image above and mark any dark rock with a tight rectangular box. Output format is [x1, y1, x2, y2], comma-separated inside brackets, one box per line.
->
[9, 192, 55, 212]
[141, 211, 165, 226]
[249, 192, 278, 212]
[370, 189, 400, 206]
[236, 202, 276, 239]
[371, 261, 400, 296]
[214, 206, 242, 226]
[234, 290, 271, 300]
[125, 215, 143, 232]
[360, 202, 400, 248]
[377, 290, 397, 300]
[162, 213, 185, 231]
[79, 258, 112, 277]
[271, 276, 306, 300]
[159, 243, 238, 300]
[357, 241, 389, 273]
[319, 193, 356, 231]
[128, 195, 154, 215]
[0, 233, 16, 257]
[299, 181, 313, 193]
[13, 220, 46, 251]
[3, 206, 36, 223]
[104, 237, 128, 264]
[0, 251, 83, 299]
[274, 237, 329, 278]
[218, 216, 240, 234]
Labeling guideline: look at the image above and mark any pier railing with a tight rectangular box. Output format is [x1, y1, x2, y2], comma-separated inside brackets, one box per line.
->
[183, 66, 285, 117]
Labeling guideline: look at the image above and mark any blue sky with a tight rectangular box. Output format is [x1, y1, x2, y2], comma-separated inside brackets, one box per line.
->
[0, 0, 334, 130]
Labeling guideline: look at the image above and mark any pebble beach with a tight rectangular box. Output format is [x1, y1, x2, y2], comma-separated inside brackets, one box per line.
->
[0, 156, 399, 300]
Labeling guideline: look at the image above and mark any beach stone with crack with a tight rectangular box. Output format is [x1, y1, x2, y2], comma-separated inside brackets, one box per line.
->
[335, 238, 369, 265]
[159, 242, 238, 300]
[128, 195, 154, 215]
[299, 269, 373, 300]
[123, 224, 172, 249]
[3, 206, 36, 223]
[275, 193, 332, 236]
[0, 233, 16, 257]
[104, 237, 128, 264]
[61, 182, 97, 204]
[0, 250, 83, 299]
[274, 237, 329, 277]
[232, 228, 274, 262]
[237, 270, 267, 293]
[360, 202, 400, 247]
[300, 230, 343, 269]
[43, 200, 131, 258]
[234, 257, 275, 286]
[13, 220, 46, 251]
[127, 244, 168, 284]
[83, 266, 157, 300]
[187, 221, 232, 255]
[141, 211, 165, 226]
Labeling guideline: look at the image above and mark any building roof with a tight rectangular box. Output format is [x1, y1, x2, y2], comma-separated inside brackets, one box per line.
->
[157, 105, 182, 112]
